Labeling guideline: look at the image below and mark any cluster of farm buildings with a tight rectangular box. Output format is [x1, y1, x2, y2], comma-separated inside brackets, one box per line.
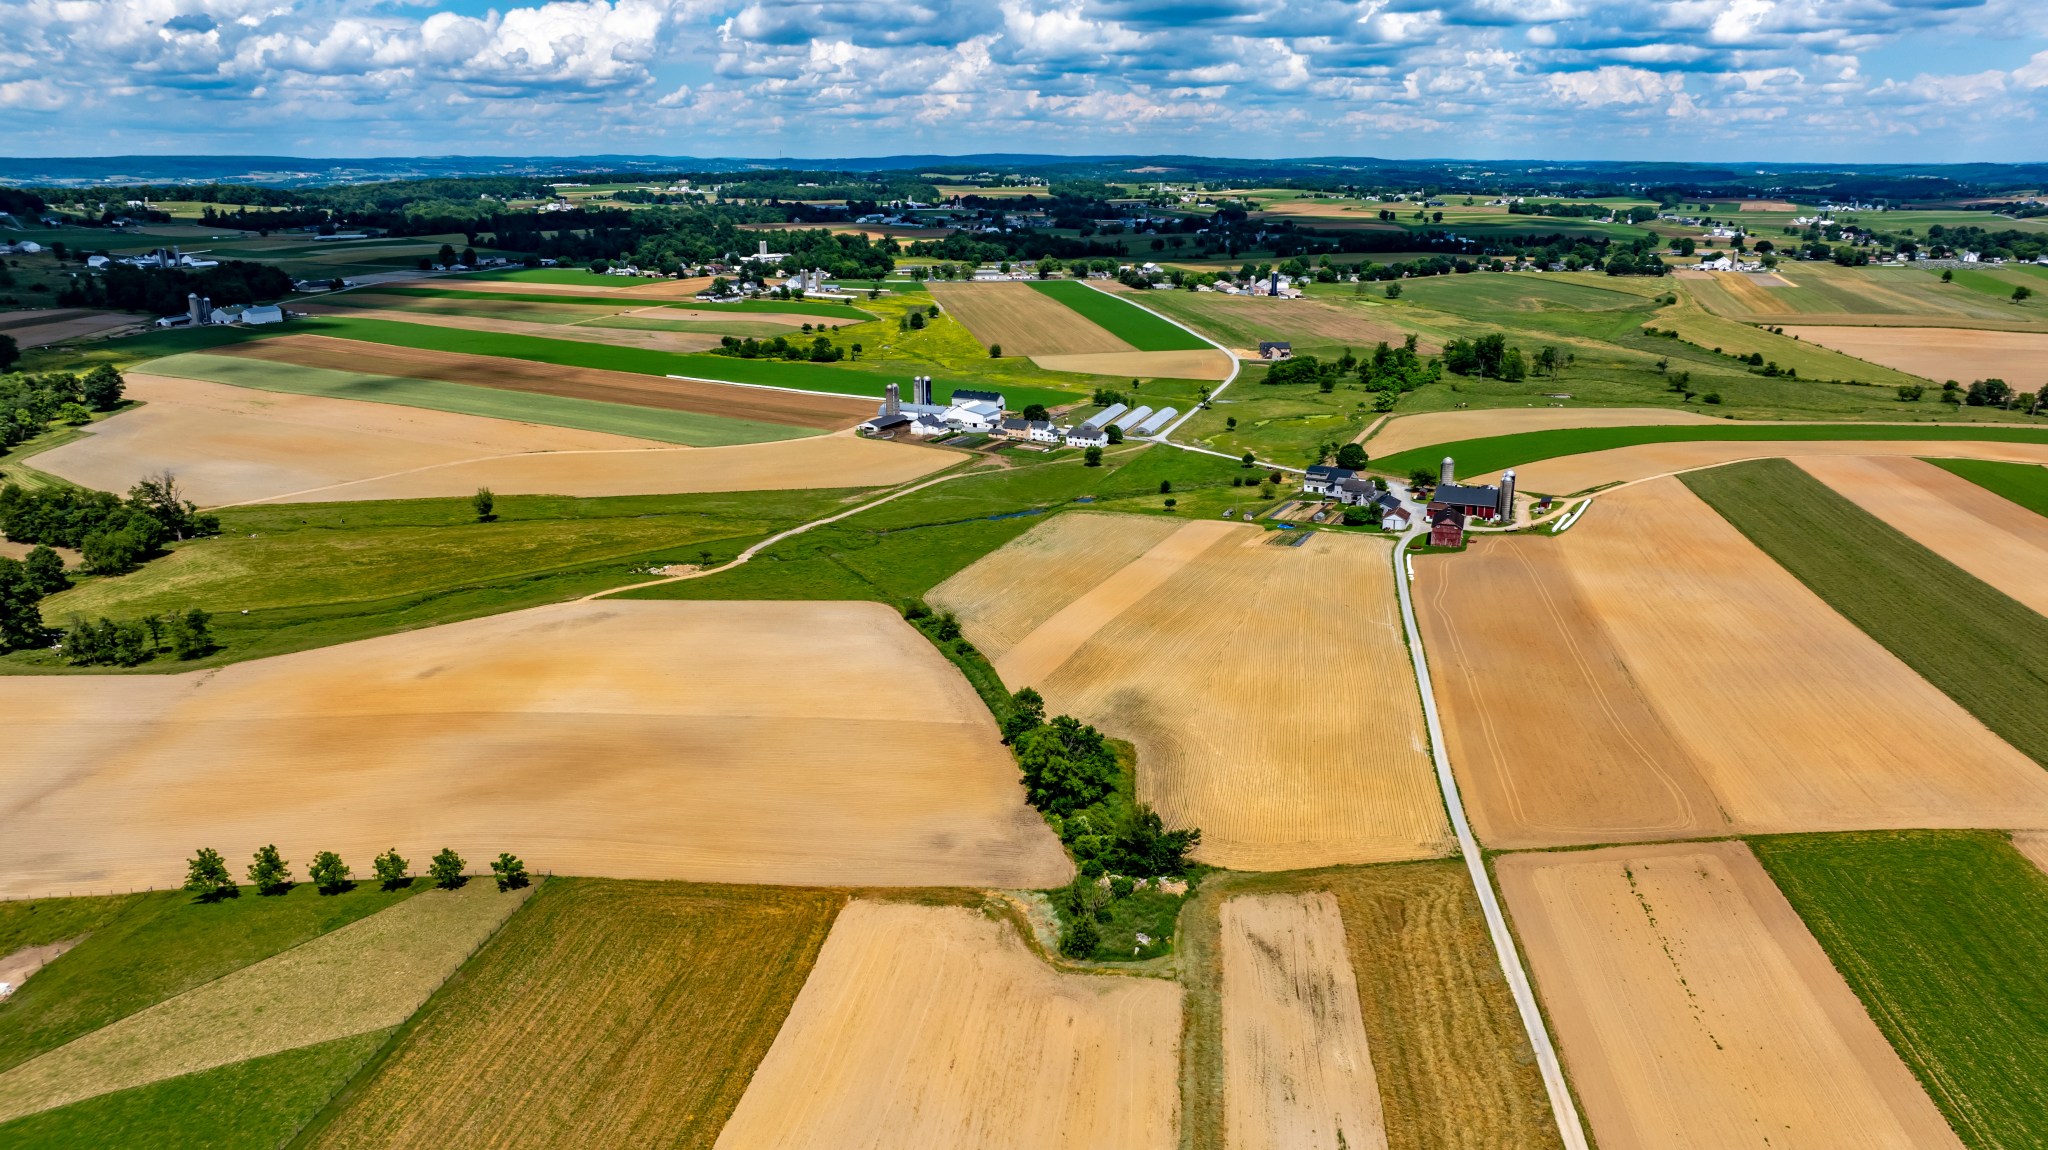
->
[858, 383, 1176, 446]
[1303, 456, 1518, 545]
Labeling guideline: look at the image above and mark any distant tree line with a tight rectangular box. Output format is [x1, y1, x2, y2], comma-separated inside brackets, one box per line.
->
[59, 260, 294, 313]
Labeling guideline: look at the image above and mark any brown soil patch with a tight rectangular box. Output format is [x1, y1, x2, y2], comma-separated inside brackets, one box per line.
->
[0, 939, 80, 998]
[1498, 842, 1962, 1150]
[1154, 294, 1423, 352]
[32, 373, 660, 507]
[0, 309, 143, 347]
[1502, 439, 2048, 494]
[1737, 199, 1801, 212]
[0, 883, 526, 1124]
[927, 512, 1183, 656]
[928, 281, 1133, 355]
[0, 601, 1072, 898]
[217, 334, 872, 431]
[296, 304, 726, 353]
[1781, 326, 2048, 389]
[438, 276, 713, 300]
[1797, 455, 2048, 614]
[1031, 349, 1233, 380]
[1419, 478, 2048, 848]
[944, 519, 1450, 870]
[1364, 408, 1720, 458]
[713, 901, 1179, 1150]
[1222, 893, 1386, 1150]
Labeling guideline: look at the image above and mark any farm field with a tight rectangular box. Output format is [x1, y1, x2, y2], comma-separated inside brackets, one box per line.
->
[215, 334, 872, 431]
[1931, 457, 2048, 517]
[1363, 406, 1720, 458]
[29, 373, 663, 506]
[933, 516, 1450, 870]
[0, 308, 144, 348]
[1129, 291, 1414, 359]
[1781, 325, 2048, 389]
[306, 880, 840, 1150]
[1221, 893, 1386, 1150]
[1648, 295, 1928, 386]
[713, 900, 1181, 1150]
[0, 600, 1071, 896]
[299, 303, 731, 354]
[1796, 454, 2048, 614]
[1031, 348, 1233, 381]
[928, 280, 1133, 354]
[1417, 475, 2048, 848]
[920, 512, 1183, 653]
[1029, 280, 1213, 351]
[0, 882, 524, 1125]
[1498, 841, 1962, 1149]
[1753, 832, 2048, 1149]
[1679, 264, 2046, 328]
[1684, 459, 2048, 768]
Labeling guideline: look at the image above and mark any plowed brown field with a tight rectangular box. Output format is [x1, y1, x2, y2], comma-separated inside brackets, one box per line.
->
[1363, 408, 1720, 457]
[1782, 326, 2048, 389]
[0, 308, 142, 347]
[928, 281, 1133, 355]
[1497, 438, 2048, 493]
[1498, 842, 1962, 1150]
[1797, 454, 2048, 614]
[217, 335, 872, 430]
[298, 304, 727, 353]
[1418, 477, 2048, 848]
[944, 518, 1450, 870]
[713, 901, 1180, 1150]
[1222, 893, 1387, 1150]
[0, 601, 1071, 898]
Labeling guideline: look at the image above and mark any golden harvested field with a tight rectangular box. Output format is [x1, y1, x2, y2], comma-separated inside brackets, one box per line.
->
[944, 517, 1449, 870]
[0, 882, 524, 1125]
[1418, 477, 2048, 849]
[1796, 454, 2048, 614]
[1362, 407, 1720, 457]
[1498, 842, 1962, 1149]
[1149, 293, 1418, 352]
[1782, 325, 2048, 389]
[928, 512, 1183, 654]
[1032, 349, 1233, 380]
[0, 601, 1071, 898]
[298, 304, 727, 354]
[1738, 199, 1801, 211]
[927, 281, 1133, 355]
[1498, 438, 2048, 493]
[1221, 893, 1386, 1150]
[2015, 831, 2048, 876]
[714, 901, 1180, 1150]
[32, 373, 661, 506]
[308, 880, 839, 1150]
[440, 275, 715, 299]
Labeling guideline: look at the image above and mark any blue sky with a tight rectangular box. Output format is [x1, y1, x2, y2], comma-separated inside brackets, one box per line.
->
[4, 0, 2044, 161]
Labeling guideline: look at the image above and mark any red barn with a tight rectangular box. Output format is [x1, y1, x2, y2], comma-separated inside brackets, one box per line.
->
[1429, 507, 1466, 548]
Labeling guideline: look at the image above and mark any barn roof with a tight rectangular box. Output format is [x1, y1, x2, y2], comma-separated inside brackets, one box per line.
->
[1433, 482, 1500, 510]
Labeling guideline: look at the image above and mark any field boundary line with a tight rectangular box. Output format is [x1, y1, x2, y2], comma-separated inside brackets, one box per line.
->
[1391, 524, 1591, 1150]
[663, 372, 886, 402]
[198, 444, 698, 511]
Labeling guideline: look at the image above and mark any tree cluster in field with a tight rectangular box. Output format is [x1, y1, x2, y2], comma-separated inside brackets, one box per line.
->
[0, 471, 219, 574]
[1908, 377, 2041, 413]
[57, 606, 214, 666]
[183, 844, 528, 901]
[1260, 335, 1442, 410]
[58, 260, 294, 314]
[712, 334, 843, 362]
[0, 365, 125, 447]
[1439, 334, 1568, 382]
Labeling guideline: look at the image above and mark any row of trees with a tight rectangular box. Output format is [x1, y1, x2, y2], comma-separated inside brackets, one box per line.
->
[59, 260, 294, 315]
[60, 608, 213, 666]
[712, 334, 844, 362]
[0, 365, 125, 448]
[184, 844, 528, 901]
[0, 471, 218, 574]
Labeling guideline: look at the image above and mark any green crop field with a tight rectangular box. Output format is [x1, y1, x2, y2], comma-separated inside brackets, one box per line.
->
[1376, 422, 2048, 485]
[7, 487, 853, 673]
[0, 884, 419, 1075]
[1753, 831, 2048, 1150]
[1682, 458, 2048, 767]
[141, 352, 814, 447]
[364, 286, 877, 323]
[0, 1031, 390, 1150]
[456, 268, 666, 286]
[1026, 280, 1212, 351]
[300, 879, 843, 1150]
[581, 315, 796, 337]
[1929, 458, 2048, 517]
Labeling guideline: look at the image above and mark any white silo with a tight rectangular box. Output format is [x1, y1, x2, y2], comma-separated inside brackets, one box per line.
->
[884, 382, 900, 416]
[1499, 469, 1517, 523]
[1439, 456, 1455, 486]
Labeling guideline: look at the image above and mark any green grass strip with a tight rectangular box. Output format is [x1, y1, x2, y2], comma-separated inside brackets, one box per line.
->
[1682, 458, 2048, 766]
[368, 287, 874, 321]
[1376, 423, 2048, 486]
[1025, 280, 1212, 351]
[143, 353, 814, 447]
[1928, 458, 2048, 519]
[0, 1031, 392, 1150]
[1752, 831, 2048, 1150]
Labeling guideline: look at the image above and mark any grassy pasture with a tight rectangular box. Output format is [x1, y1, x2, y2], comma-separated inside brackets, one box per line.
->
[143, 352, 815, 446]
[1930, 458, 2048, 518]
[301, 879, 842, 1150]
[11, 487, 850, 671]
[1682, 458, 2048, 768]
[371, 286, 876, 322]
[1376, 422, 2048, 482]
[1027, 280, 1212, 351]
[0, 1031, 390, 1150]
[1649, 295, 1927, 387]
[1753, 831, 2048, 1150]
[457, 267, 666, 286]
[1177, 862, 1562, 1150]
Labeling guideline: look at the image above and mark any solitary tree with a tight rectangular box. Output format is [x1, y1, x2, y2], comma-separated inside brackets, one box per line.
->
[80, 365, 124, 410]
[1059, 914, 1100, 959]
[1334, 442, 1368, 470]
[988, 343, 1002, 358]
[1083, 446, 1103, 467]
[1941, 269, 1954, 283]
[309, 850, 352, 895]
[184, 847, 238, 901]
[372, 847, 411, 890]
[2015, 286, 2035, 304]
[1240, 451, 1255, 468]
[491, 852, 530, 891]
[1384, 282, 1401, 299]
[472, 487, 496, 522]
[247, 844, 292, 895]
[429, 847, 467, 889]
